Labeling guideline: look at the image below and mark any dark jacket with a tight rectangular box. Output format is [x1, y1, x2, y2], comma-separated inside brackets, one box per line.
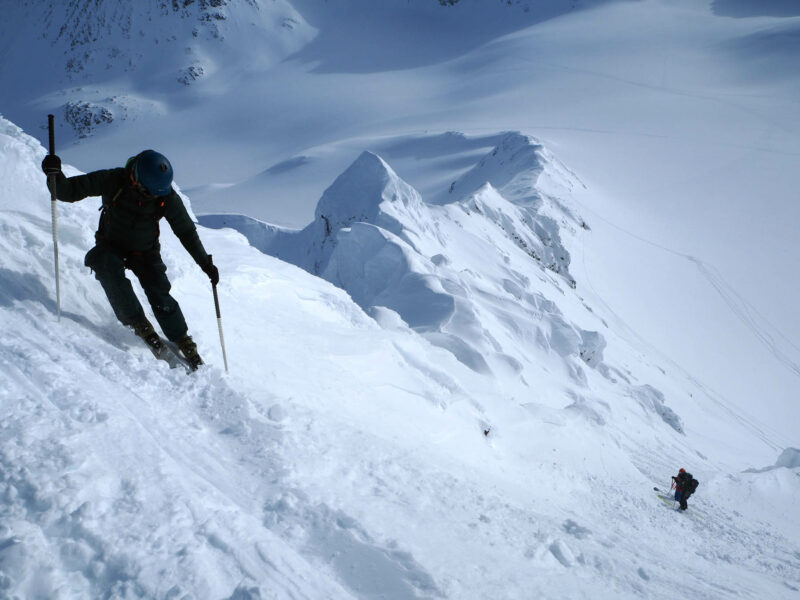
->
[672, 471, 692, 491]
[49, 167, 210, 267]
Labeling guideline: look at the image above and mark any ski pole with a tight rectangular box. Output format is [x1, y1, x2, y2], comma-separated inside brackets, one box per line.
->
[209, 255, 229, 372]
[47, 114, 61, 321]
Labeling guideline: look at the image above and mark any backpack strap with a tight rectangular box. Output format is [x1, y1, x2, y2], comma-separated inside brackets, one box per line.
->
[110, 187, 124, 206]
[156, 196, 167, 219]
[98, 186, 124, 226]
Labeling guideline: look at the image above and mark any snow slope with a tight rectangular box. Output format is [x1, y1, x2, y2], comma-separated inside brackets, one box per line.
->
[0, 0, 313, 138]
[3, 0, 796, 454]
[2, 0, 800, 597]
[2, 116, 800, 598]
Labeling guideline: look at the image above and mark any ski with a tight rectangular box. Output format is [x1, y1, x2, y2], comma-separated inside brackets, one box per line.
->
[163, 339, 197, 373]
[653, 487, 695, 514]
[653, 487, 679, 509]
[139, 334, 193, 374]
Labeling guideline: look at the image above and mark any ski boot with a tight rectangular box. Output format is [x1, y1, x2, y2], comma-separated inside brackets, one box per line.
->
[133, 319, 166, 358]
[176, 335, 204, 371]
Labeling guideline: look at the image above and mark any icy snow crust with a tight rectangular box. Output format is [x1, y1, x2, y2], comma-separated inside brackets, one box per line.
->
[2, 117, 799, 598]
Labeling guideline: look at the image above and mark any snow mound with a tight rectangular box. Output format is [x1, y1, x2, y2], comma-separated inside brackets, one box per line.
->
[746, 447, 800, 472]
[776, 447, 800, 469]
[316, 151, 424, 241]
[325, 223, 455, 331]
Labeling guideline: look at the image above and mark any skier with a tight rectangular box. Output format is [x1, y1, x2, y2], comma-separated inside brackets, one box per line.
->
[41, 150, 219, 370]
[671, 468, 697, 511]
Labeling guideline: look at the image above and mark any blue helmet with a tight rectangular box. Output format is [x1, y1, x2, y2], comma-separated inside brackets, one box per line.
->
[133, 150, 173, 196]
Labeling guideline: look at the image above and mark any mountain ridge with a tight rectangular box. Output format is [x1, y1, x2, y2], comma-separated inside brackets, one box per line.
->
[1, 103, 798, 599]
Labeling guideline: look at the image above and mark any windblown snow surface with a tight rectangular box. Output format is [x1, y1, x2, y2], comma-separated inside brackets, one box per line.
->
[3, 0, 800, 598]
[2, 113, 799, 599]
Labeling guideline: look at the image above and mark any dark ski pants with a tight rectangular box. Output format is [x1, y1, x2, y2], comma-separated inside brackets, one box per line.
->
[85, 244, 188, 342]
[674, 490, 688, 510]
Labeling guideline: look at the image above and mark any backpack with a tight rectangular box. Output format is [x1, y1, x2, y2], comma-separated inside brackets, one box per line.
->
[686, 477, 699, 495]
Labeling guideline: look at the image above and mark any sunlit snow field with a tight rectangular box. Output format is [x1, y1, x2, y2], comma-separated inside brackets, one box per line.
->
[1, 0, 799, 598]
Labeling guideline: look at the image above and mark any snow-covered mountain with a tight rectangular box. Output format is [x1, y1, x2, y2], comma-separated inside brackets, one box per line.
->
[2, 113, 799, 598]
[0, 0, 313, 137]
[201, 133, 591, 381]
[2, 0, 800, 597]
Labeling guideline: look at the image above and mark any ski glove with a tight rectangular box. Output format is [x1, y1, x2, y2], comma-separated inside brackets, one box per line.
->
[41, 154, 62, 175]
[202, 260, 220, 286]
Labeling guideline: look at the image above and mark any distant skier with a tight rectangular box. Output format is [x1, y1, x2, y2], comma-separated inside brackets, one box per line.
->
[42, 150, 219, 370]
[671, 468, 699, 510]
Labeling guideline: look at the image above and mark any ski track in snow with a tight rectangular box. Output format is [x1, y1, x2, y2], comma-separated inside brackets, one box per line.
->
[573, 197, 795, 453]
[687, 256, 800, 378]
[578, 195, 800, 385]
